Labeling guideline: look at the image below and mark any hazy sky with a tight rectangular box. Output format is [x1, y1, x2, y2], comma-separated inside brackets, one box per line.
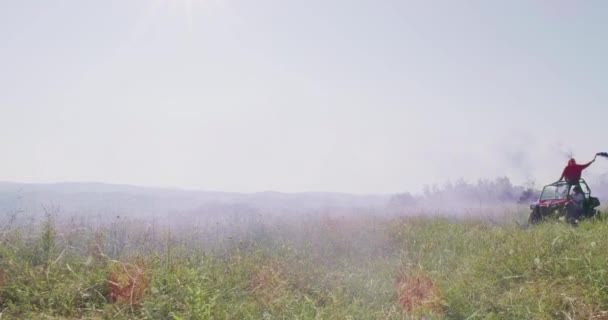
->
[1, 0, 607, 193]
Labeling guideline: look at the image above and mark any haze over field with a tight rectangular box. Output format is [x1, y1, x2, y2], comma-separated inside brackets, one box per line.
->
[5, 3, 608, 318]
[2, 176, 608, 225]
[1, 1, 608, 194]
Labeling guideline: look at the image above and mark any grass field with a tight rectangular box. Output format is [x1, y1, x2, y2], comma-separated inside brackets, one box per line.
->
[1, 208, 608, 319]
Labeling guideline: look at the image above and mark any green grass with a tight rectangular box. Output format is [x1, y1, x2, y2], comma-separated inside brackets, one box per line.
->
[1, 209, 608, 319]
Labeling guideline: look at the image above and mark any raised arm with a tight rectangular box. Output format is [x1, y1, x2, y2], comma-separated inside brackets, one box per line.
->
[581, 157, 596, 169]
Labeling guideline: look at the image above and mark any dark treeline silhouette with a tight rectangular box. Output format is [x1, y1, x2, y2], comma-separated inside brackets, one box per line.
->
[388, 177, 540, 212]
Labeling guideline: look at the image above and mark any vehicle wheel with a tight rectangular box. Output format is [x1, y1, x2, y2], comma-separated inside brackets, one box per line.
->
[529, 210, 542, 225]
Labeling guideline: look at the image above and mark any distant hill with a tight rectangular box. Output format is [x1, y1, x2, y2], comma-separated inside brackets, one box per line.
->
[5, 176, 595, 223]
[0, 182, 390, 220]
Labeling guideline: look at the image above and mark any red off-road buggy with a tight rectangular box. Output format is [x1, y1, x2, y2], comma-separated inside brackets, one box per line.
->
[528, 179, 600, 225]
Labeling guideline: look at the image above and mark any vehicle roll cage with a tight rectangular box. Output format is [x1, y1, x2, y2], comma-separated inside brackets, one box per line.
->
[541, 178, 592, 200]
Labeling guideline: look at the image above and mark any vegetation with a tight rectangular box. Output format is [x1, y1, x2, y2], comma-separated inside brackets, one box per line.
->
[1, 208, 608, 319]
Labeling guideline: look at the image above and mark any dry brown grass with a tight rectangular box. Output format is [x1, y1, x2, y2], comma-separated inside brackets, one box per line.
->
[249, 260, 290, 306]
[396, 271, 442, 315]
[558, 292, 606, 320]
[88, 231, 106, 263]
[107, 260, 149, 306]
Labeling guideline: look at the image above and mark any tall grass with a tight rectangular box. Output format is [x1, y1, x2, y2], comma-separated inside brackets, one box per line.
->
[0, 207, 607, 319]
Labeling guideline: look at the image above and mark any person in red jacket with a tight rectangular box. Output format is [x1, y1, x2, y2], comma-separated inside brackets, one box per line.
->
[558, 156, 596, 187]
